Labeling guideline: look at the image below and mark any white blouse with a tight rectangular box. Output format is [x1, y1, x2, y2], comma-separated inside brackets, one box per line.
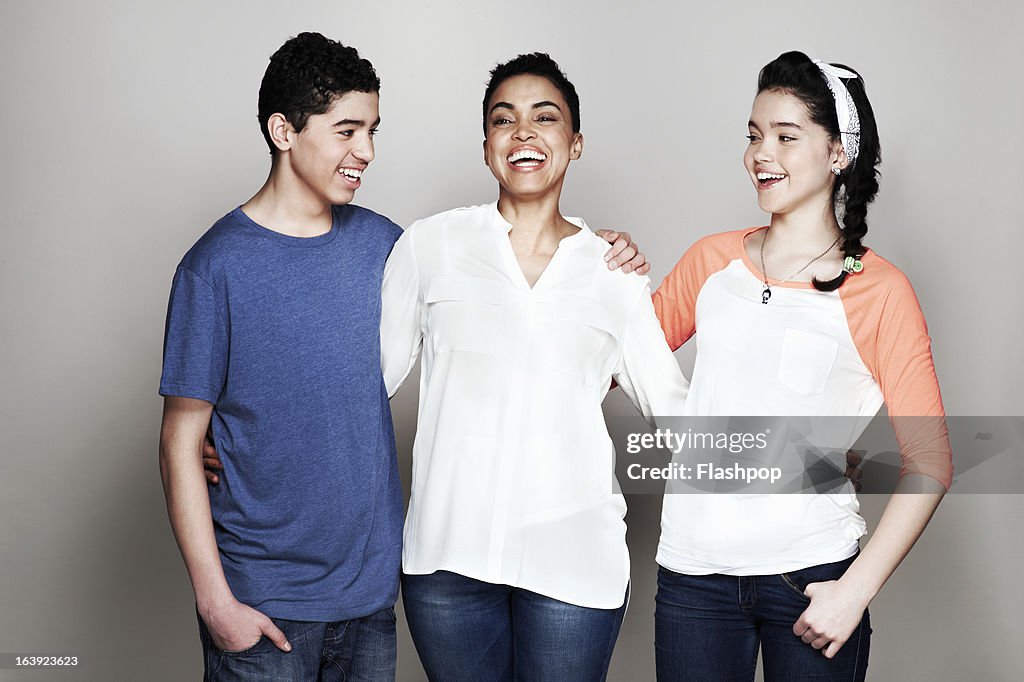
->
[381, 202, 688, 608]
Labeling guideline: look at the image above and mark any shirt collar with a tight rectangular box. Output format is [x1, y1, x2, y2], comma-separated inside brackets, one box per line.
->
[485, 201, 590, 248]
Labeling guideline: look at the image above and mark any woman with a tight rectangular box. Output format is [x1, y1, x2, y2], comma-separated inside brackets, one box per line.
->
[380, 53, 689, 681]
[651, 51, 952, 680]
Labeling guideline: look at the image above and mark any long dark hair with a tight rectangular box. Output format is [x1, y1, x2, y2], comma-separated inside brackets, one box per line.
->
[757, 51, 881, 291]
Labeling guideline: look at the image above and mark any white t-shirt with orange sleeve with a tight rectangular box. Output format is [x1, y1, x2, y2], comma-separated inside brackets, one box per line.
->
[652, 226, 953, 575]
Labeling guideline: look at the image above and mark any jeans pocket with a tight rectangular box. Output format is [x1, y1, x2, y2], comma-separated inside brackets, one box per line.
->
[778, 553, 858, 602]
[779, 572, 812, 602]
[220, 636, 266, 656]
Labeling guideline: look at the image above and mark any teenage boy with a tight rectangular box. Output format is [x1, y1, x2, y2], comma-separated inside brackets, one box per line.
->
[159, 33, 402, 680]
[160, 32, 646, 682]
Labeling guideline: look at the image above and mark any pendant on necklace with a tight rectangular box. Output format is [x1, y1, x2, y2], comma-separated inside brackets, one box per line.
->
[762, 286, 771, 304]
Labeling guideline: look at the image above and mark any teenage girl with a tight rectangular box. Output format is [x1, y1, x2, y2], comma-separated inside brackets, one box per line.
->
[651, 51, 952, 681]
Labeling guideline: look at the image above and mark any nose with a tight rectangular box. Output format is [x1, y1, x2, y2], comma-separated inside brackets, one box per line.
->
[512, 119, 536, 142]
[353, 132, 375, 165]
[753, 138, 774, 164]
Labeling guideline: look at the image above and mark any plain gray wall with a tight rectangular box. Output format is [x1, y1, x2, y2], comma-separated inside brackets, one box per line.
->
[1, 0, 1021, 680]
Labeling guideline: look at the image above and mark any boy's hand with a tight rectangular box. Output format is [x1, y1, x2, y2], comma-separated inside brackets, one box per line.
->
[596, 229, 650, 275]
[203, 424, 223, 485]
[200, 597, 291, 653]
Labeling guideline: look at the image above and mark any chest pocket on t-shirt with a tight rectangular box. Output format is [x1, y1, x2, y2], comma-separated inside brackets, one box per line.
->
[778, 327, 839, 395]
[425, 276, 506, 355]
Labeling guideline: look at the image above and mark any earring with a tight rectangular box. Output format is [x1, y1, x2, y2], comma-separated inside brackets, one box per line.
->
[832, 167, 841, 176]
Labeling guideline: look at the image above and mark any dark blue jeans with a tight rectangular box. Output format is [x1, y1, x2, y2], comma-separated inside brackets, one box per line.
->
[655, 554, 870, 681]
[197, 606, 397, 681]
[401, 571, 628, 682]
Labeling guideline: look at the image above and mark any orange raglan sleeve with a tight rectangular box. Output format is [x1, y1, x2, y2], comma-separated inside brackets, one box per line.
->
[652, 234, 728, 351]
[847, 259, 954, 489]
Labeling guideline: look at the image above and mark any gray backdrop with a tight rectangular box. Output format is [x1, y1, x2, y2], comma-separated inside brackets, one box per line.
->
[1, 0, 1021, 680]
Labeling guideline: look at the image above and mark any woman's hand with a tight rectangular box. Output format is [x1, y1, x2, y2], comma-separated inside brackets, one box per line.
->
[595, 229, 650, 275]
[793, 578, 872, 659]
[203, 424, 223, 484]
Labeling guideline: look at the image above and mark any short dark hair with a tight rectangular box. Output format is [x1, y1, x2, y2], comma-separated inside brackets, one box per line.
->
[757, 51, 881, 292]
[482, 53, 580, 135]
[257, 32, 380, 155]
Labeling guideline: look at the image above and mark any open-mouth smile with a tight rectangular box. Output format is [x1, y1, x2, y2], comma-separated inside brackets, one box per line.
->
[339, 167, 364, 186]
[507, 147, 547, 171]
[756, 171, 787, 190]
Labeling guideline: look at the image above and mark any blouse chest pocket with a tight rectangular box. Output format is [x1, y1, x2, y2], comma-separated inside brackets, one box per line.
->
[544, 301, 621, 378]
[425, 276, 506, 355]
[777, 327, 839, 395]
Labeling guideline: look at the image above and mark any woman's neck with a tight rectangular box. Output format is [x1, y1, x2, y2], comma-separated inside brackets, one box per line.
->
[497, 190, 577, 251]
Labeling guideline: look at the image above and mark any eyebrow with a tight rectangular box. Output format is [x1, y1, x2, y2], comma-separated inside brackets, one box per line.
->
[489, 101, 563, 115]
[748, 120, 804, 130]
[332, 117, 381, 127]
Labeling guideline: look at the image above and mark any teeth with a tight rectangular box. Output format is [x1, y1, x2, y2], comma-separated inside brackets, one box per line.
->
[508, 149, 547, 163]
[756, 172, 786, 180]
[340, 168, 363, 179]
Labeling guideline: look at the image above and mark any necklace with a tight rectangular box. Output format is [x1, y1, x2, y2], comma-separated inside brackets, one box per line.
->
[759, 229, 842, 304]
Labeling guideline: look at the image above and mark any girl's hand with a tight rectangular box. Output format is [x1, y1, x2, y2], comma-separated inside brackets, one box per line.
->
[793, 578, 872, 659]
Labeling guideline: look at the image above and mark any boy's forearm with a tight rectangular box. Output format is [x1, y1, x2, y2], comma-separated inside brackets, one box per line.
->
[159, 399, 235, 614]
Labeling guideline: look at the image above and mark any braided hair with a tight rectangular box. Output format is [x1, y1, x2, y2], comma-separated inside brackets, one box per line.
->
[757, 51, 881, 291]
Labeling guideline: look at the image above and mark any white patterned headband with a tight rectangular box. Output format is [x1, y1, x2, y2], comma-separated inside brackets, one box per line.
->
[812, 58, 861, 168]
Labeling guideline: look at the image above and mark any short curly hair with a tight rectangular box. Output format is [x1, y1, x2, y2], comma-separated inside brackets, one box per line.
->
[257, 32, 380, 155]
[482, 53, 580, 136]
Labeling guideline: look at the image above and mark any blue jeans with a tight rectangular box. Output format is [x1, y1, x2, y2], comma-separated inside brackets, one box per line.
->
[401, 571, 628, 682]
[197, 606, 397, 681]
[655, 554, 870, 681]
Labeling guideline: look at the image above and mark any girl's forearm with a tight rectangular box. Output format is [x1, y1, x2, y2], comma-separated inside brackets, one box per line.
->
[840, 473, 946, 601]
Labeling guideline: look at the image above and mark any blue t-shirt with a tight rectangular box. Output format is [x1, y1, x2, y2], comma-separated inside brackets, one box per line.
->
[159, 205, 403, 621]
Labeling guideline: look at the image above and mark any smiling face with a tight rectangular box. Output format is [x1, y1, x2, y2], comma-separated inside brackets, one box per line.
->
[483, 74, 583, 202]
[743, 89, 846, 216]
[283, 90, 379, 206]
